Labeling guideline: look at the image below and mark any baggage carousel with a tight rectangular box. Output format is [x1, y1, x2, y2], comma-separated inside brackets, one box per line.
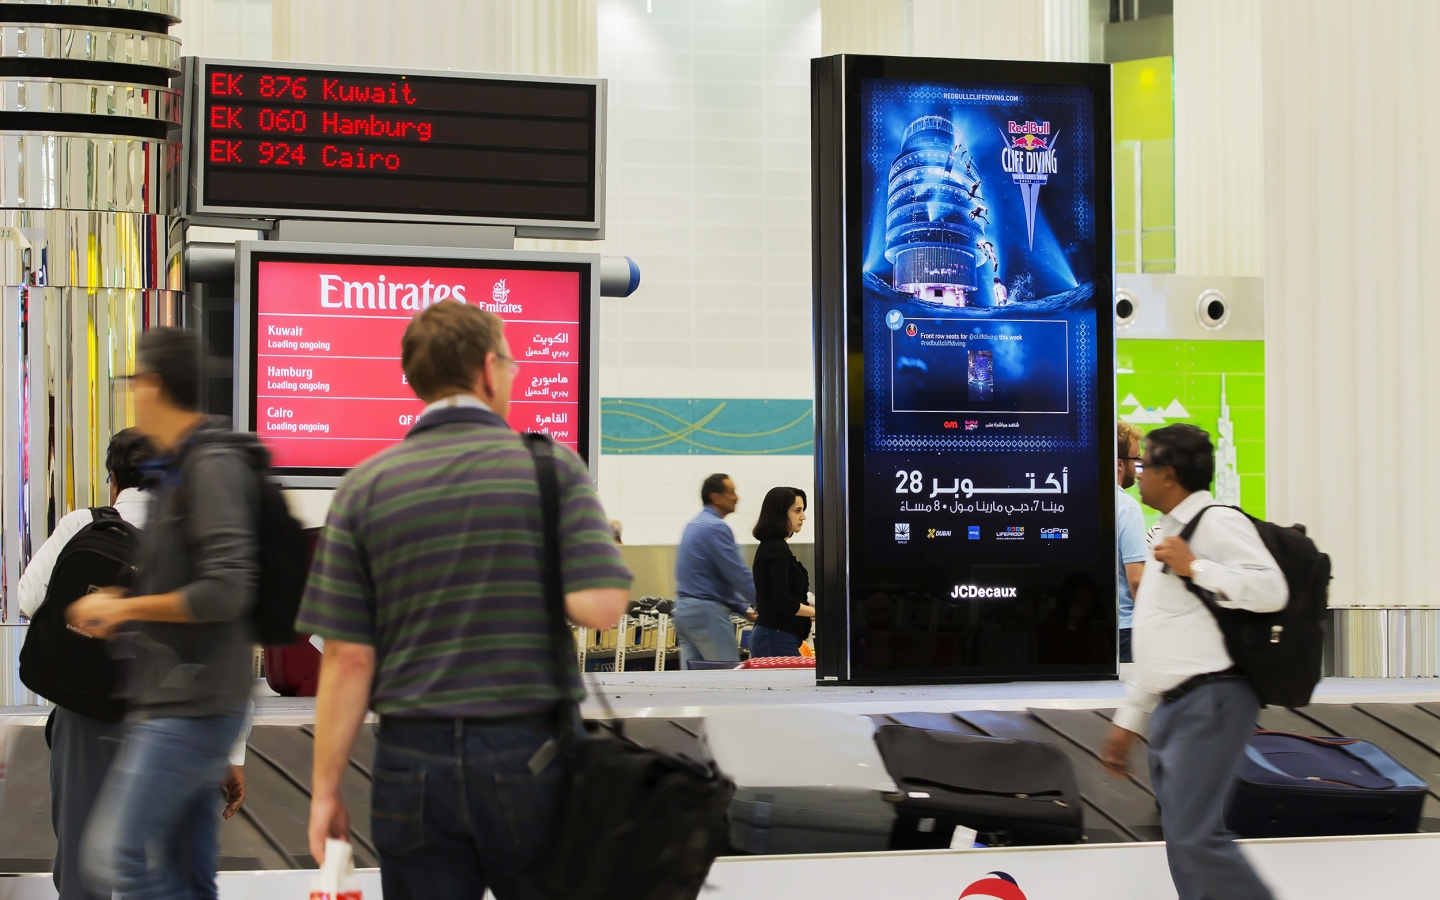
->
[3, 672, 1440, 875]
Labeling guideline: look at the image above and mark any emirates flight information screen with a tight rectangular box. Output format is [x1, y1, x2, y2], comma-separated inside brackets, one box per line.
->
[197, 61, 599, 224]
[246, 253, 590, 474]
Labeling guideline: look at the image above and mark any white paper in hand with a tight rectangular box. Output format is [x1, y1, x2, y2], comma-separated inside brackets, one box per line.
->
[310, 838, 361, 900]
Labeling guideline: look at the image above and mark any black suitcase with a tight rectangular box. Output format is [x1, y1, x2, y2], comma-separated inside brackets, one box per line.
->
[1226, 730, 1427, 838]
[874, 723, 1084, 848]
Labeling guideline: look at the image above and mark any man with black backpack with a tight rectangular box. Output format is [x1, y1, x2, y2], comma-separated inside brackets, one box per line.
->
[297, 301, 632, 898]
[1100, 424, 1288, 900]
[65, 328, 268, 900]
[19, 429, 153, 900]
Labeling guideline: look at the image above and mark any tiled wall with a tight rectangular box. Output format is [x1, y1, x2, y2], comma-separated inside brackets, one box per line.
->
[592, 0, 821, 547]
[1116, 338, 1266, 526]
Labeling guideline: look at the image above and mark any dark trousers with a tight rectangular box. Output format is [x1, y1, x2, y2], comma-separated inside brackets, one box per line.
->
[1149, 678, 1273, 900]
[1119, 627, 1133, 663]
[372, 717, 564, 900]
[49, 707, 124, 900]
[750, 625, 802, 658]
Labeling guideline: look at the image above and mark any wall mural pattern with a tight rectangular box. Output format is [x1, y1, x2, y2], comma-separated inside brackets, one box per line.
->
[600, 398, 814, 455]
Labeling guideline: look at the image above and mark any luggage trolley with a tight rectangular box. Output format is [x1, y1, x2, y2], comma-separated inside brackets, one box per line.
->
[617, 597, 679, 671]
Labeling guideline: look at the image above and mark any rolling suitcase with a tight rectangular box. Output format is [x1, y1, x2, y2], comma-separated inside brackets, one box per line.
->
[263, 635, 322, 696]
[705, 706, 898, 854]
[874, 723, 1084, 848]
[1226, 730, 1427, 837]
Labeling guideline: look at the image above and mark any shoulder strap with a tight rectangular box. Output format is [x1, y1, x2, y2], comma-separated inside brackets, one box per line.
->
[523, 434, 576, 706]
[1177, 504, 1215, 542]
[91, 505, 121, 522]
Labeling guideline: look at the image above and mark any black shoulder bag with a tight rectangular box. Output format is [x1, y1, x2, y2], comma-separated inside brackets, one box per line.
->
[523, 433, 735, 900]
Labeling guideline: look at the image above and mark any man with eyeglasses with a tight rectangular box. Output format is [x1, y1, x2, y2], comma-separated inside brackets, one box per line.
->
[1116, 422, 1147, 663]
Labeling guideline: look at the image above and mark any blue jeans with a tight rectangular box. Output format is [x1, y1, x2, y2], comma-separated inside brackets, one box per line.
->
[371, 717, 564, 900]
[672, 597, 740, 670]
[750, 625, 802, 658]
[82, 712, 243, 900]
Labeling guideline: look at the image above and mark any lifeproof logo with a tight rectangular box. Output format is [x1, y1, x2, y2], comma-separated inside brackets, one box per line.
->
[996, 526, 1026, 541]
[960, 871, 1028, 900]
[951, 585, 1018, 599]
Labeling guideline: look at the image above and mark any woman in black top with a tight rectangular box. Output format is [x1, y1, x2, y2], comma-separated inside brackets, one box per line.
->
[749, 486, 813, 658]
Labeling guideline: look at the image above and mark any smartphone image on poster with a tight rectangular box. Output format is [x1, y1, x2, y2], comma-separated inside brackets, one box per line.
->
[968, 350, 994, 401]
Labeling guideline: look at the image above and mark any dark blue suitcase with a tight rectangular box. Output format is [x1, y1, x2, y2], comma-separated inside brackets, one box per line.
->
[1226, 730, 1426, 837]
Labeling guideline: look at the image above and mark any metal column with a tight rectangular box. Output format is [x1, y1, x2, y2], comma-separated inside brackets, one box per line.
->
[0, 1, 184, 703]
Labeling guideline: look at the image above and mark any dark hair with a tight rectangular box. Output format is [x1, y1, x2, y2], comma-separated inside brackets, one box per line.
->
[136, 328, 199, 411]
[401, 301, 506, 401]
[1144, 423, 1214, 492]
[752, 486, 805, 541]
[105, 428, 156, 491]
[700, 473, 731, 507]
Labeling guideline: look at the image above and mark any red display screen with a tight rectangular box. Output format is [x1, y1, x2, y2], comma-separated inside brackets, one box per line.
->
[249, 256, 589, 472]
[200, 63, 598, 223]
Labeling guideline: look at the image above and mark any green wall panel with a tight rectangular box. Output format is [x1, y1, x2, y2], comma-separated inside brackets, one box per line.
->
[1117, 338, 1265, 526]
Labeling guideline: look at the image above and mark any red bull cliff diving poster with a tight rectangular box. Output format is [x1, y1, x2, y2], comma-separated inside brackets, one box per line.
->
[861, 78, 1101, 569]
[811, 55, 1114, 684]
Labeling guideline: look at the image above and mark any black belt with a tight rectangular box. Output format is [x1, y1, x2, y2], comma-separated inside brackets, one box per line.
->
[378, 709, 560, 732]
[1161, 668, 1244, 704]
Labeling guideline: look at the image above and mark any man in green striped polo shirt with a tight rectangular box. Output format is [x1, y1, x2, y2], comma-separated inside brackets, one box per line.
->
[299, 300, 631, 898]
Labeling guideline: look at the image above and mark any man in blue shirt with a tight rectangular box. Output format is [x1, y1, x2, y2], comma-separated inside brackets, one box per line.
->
[1117, 422, 1148, 662]
[673, 473, 756, 668]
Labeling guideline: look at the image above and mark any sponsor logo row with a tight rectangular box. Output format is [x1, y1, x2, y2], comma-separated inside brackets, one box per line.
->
[895, 524, 1069, 543]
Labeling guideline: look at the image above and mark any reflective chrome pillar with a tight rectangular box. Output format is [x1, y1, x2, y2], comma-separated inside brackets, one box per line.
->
[0, 1, 182, 643]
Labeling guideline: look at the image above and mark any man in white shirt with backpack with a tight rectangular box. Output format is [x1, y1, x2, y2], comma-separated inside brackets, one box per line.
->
[19, 429, 153, 900]
[1100, 423, 1287, 900]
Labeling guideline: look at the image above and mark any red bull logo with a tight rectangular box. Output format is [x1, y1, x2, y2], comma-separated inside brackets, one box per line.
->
[1011, 133, 1047, 150]
[960, 871, 1028, 900]
[1007, 120, 1051, 135]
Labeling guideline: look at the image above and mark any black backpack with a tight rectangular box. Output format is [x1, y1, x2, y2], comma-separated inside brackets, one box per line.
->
[19, 508, 137, 721]
[1177, 505, 1332, 708]
[522, 434, 735, 900]
[248, 472, 309, 646]
[174, 441, 309, 647]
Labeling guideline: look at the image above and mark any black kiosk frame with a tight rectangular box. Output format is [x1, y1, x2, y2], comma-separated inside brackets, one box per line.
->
[812, 55, 1116, 686]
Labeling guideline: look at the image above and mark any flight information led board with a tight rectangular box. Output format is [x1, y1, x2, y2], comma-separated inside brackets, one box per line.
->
[812, 55, 1114, 685]
[236, 244, 597, 483]
[191, 60, 603, 231]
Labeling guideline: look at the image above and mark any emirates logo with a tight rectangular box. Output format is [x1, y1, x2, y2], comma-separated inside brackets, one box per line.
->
[492, 279, 511, 303]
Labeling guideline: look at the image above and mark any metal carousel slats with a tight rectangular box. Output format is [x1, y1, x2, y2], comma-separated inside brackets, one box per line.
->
[1027, 707, 1156, 798]
[954, 710, 1159, 843]
[244, 725, 378, 867]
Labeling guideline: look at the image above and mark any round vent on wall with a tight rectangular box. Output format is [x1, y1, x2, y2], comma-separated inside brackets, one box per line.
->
[1115, 287, 1139, 329]
[1195, 289, 1230, 331]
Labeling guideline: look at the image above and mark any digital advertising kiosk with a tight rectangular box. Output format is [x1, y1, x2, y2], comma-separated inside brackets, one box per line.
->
[812, 55, 1115, 685]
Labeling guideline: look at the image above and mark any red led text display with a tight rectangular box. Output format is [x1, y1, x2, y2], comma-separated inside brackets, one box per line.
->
[202, 64, 598, 222]
[252, 258, 587, 471]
